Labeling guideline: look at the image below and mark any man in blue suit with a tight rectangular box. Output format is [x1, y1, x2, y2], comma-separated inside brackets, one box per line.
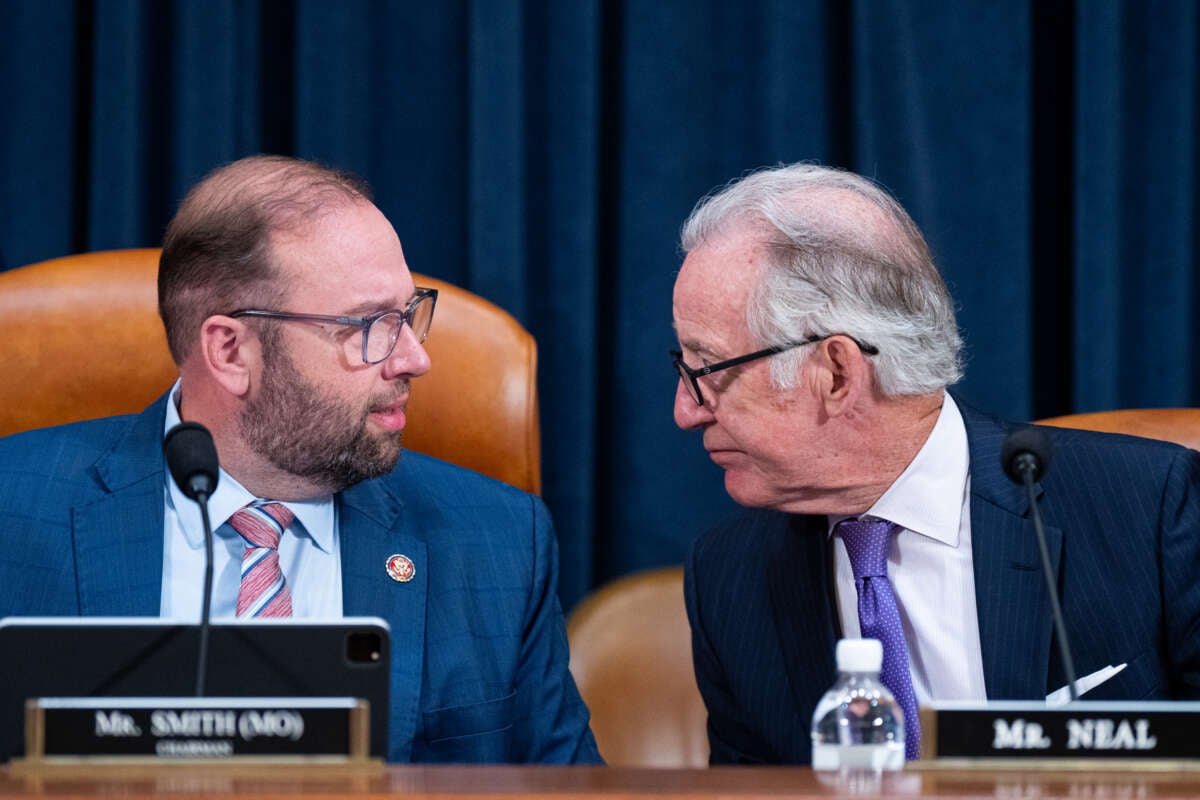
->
[0, 155, 600, 764]
[672, 163, 1200, 764]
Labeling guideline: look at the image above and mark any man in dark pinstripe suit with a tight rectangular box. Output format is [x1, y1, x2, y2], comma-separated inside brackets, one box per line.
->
[671, 162, 1200, 764]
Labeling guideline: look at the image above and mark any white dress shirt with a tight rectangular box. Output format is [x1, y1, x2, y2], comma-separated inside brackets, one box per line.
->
[830, 393, 988, 703]
[160, 382, 343, 619]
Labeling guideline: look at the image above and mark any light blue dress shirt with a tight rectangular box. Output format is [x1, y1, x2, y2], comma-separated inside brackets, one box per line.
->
[160, 382, 343, 619]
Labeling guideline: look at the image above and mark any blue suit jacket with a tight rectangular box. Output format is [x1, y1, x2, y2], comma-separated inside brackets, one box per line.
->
[684, 401, 1200, 764]
[0, 396, 601, 764]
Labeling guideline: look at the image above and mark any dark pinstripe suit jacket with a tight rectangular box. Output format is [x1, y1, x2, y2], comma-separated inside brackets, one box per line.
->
[684, 400, 1200, 764]
[0, 395, 601, 764]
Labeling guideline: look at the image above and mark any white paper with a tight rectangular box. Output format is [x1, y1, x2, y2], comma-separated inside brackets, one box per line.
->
[1045, 663, 1127, 707]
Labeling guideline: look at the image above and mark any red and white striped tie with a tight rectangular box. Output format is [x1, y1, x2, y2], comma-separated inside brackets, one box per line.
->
[230, 502, 294, 618]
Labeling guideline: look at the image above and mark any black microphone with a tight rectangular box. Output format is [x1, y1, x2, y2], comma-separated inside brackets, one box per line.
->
[163, 422, 220, 697]
[1001, 426, 1079, 702]
[164, 422, 219, 502]
[1001, 426, 1053, 485]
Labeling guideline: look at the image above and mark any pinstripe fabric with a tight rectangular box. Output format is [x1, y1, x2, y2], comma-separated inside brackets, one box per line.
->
[0, 393, 602, 765]
[229, 502, 294, 618]
[685, 395, 1200, 765]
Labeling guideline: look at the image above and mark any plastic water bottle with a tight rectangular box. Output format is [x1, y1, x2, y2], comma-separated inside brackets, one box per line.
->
[810, 638, 905, 771]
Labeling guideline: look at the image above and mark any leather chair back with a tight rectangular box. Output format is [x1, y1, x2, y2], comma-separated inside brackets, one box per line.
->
[0, 249, 540, 493]
[567, 566, 709, 767]
[1037, 408, 1200, 452]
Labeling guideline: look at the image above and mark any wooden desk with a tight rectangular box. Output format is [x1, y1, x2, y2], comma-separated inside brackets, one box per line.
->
[2, 763, 1200, 799]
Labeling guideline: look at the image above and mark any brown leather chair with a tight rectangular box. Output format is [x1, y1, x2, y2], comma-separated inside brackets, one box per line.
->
[0, 249, 540, 493]
[1037, 408, 1200, 452]
[566, 566, 709, 767]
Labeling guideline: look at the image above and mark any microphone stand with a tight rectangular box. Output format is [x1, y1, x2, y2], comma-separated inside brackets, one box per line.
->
[1016, 456, 1079, 702]
[194, 490, 215, 698]
[163, 421, 221, 698]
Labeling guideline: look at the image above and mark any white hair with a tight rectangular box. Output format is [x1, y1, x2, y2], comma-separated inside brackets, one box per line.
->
[680, 163, 963, 396]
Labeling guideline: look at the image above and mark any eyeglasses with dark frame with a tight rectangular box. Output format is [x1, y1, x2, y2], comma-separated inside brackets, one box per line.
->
[671, 333, 880, 407]
[230, 287, 438, 365]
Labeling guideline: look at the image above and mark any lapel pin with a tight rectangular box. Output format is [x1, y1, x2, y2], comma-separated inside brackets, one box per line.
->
[386, 554, 416, 583]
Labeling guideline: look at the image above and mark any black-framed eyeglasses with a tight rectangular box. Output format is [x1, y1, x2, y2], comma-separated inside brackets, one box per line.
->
[671, 333, 879, 407]
[230, 287, 438, 365]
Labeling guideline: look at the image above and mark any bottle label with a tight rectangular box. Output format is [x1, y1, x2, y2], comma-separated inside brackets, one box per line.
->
[812, 741, 905, 771]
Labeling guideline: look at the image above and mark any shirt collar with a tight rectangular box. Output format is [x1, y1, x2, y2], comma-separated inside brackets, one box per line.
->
[164, 381, 336, 552]
[828, 392, 970, 546]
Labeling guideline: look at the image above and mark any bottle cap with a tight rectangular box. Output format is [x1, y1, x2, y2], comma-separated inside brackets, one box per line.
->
[836, 638, 883, 673]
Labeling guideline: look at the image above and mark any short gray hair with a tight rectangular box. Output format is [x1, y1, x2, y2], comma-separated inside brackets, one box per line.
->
[680, 163, 963, 396]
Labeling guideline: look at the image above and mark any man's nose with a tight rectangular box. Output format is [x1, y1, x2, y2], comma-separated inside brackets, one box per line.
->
[673, 378, 714, 430]
[381, 324, 431, 378]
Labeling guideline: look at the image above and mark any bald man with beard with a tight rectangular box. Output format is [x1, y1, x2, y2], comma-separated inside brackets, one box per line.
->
[0, 155, 601, 765]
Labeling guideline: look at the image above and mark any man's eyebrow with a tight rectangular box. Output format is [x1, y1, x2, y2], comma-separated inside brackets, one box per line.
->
[341, 300, 399, 316]
[678, 339, 721, 360]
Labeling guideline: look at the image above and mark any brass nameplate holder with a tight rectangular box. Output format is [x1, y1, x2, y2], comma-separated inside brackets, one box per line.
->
[918, 701, 1200, 768]
[22, 697, 371, 764]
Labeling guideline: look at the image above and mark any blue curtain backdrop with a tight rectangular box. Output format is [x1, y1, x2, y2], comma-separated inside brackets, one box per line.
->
[2, 1, 1197, 608]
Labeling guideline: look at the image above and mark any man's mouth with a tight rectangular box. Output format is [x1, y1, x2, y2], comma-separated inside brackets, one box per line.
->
[705, 447, 738, 467]
[369, 396, 408, 431]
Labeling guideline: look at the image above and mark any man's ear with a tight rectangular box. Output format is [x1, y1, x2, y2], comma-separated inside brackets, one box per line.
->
[197, 315, 258, 398]
[813, 335, 873, 416]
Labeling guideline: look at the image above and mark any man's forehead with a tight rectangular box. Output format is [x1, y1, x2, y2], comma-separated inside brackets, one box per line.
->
[676, 230, 762, 302]
[268, 203, 411, 304]
[673, 232, 762, 352]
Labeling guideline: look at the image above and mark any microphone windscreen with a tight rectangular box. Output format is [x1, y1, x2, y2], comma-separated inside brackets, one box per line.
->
[163, 422, 220, 500]
[1000, 426, 1053, 484]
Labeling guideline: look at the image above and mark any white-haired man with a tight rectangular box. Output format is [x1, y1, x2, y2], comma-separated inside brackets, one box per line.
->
[673, 163, 1200, 764]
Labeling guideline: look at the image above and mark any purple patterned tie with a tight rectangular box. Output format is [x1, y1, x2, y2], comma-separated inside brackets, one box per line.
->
[836, 517, 921, 760]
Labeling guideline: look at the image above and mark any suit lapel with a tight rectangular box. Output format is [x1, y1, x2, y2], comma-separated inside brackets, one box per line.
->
[767, 514, 839, 730]
[74, 398, 171, 616]
[961, 402, 1062, 699]
[339, 478, 426, 762]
